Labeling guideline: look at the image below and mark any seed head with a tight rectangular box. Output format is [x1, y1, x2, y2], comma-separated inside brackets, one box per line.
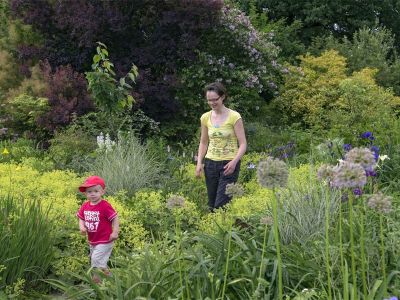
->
[345, 147, 376, 171]
[225, 183, 245, 198]
[317, 164, 335, 182]
[257, 157, 289, 188]
[367, 192, 392, 214]
[331, 161, 367, 188]
[166, 195, 185, 210]
[260, 216, 273, 225]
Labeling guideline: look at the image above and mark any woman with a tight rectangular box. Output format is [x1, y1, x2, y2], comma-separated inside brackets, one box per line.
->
[195, 82, 247, 210]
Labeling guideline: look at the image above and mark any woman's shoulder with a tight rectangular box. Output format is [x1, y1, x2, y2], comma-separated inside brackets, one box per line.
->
[228, 109, 242, 122]
[201, 111, 211, 118]
[200, 111, 211, 124]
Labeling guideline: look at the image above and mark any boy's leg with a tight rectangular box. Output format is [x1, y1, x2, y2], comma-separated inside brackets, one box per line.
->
[90, 242, 114, 282]
[204, 159, 219, 210]
[214, 161, 241, 209]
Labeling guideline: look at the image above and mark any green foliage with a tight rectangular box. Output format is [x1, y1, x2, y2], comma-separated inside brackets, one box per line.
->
[5, 93, 49, 133]
[48, 126, 97, 172]
[0, 195, 54, 291]
[85, 42, 138, 114]
[175, 4, 281, 138]
[310, 26, 400, 95]
[276, 50, 400, 144]
[91, 131, 162, 196]
[0, 49, 21, 98]
[245, 0, 305, 62]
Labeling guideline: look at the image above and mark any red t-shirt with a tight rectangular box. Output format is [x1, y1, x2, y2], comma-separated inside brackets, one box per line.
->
[77, 199, 117, 245]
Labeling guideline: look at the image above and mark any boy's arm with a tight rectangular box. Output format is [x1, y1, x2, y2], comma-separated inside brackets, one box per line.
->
[79, 218, 87, 235]
[109, 216, 119, 241]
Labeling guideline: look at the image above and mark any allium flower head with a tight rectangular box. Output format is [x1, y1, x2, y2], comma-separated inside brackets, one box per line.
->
[317, 164, 335, 182]
[331, 161, 367, 188]
[260, 216, 273, 225]
[225, 183, 245, 198]
[257, 157, 288, 188]
[344, 147, 376, 171]
[166, 195, 185, 210]
[367, 192, 392, 214]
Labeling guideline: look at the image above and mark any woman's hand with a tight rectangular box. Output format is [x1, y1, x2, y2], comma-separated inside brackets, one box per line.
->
[223, 160, 237, 176]
[195, 163, 204, 178]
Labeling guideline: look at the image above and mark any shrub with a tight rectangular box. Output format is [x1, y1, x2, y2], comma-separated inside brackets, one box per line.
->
[0, 138, 42, 163]
[4, 93, 49, 134]
[276, 50, 400, 144]
[48, 126, 97, 172]
[0, 163, 149, 278]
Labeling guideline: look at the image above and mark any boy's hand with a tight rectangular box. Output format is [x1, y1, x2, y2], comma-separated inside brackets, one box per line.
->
[80, 227, 87, 235]
[109, 232, 119, 241]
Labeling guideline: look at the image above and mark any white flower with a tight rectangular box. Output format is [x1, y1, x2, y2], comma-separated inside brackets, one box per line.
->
[379, 154, 389, 161]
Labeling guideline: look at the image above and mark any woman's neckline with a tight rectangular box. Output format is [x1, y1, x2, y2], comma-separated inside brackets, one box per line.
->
[210, 108, 230, 128]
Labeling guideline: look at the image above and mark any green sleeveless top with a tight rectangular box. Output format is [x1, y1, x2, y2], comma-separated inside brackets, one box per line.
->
[200, 109, 242, 161]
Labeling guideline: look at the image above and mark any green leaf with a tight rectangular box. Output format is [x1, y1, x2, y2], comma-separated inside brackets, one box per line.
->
[128, 72, 136, 83]
[101, 48, 108, 57]
[93, 54, 101, 64]
[127, 95, 135, 106]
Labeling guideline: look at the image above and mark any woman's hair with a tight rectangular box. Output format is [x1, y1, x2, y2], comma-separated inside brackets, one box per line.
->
[204, 82, 228, 102]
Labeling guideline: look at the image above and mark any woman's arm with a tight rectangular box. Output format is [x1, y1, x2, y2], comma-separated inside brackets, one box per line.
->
[223, 118, 247, 175]
[195, 124, 209, 177]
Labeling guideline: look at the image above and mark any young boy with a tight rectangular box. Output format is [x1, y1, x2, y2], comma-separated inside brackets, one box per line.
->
[76, 175, 119, 280]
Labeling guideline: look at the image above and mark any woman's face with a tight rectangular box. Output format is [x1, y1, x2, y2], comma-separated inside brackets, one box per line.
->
[206, 91, 224, 110]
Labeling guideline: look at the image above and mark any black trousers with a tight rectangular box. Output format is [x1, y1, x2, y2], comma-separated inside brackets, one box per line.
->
[204, 158, 241, 210]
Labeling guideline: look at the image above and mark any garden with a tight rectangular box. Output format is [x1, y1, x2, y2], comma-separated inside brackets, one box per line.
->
[1, 0, 400, 299]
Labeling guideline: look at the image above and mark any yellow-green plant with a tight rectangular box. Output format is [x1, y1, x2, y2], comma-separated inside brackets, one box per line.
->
[277, 50, 400, 142]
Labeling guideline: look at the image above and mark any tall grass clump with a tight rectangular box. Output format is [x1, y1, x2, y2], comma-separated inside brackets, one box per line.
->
[0, 194, 54, 292]
[92, 131, 162, 196]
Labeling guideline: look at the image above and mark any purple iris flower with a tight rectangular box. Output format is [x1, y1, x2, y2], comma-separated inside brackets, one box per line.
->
[353, 188, 362, 197]
[360, 131, 374, 140]
[343, 144, 352, 152]
[366, 169, 377, 177]
[370, 146, 380, 161]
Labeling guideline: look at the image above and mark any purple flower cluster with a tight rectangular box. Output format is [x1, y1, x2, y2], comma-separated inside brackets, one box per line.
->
[267, 142, 295, 160]
[220, 6, 280, 92]
[360, 131, 374, 141]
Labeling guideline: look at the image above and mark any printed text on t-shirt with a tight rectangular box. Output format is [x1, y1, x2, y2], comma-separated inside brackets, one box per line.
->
[84, 211, 100, 232]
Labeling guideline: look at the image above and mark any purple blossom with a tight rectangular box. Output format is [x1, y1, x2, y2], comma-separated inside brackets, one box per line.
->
[370, 145, 380, 161]
[365, 169, 377, 177]
[343, 144, 352, 152]
[360, 131, 375, 140]
[353, 188, 362, 197]
[247, 163, 256, 169]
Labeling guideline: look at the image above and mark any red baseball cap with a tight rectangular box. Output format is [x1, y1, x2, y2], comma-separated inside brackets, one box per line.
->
[79, 176, 106, 192]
